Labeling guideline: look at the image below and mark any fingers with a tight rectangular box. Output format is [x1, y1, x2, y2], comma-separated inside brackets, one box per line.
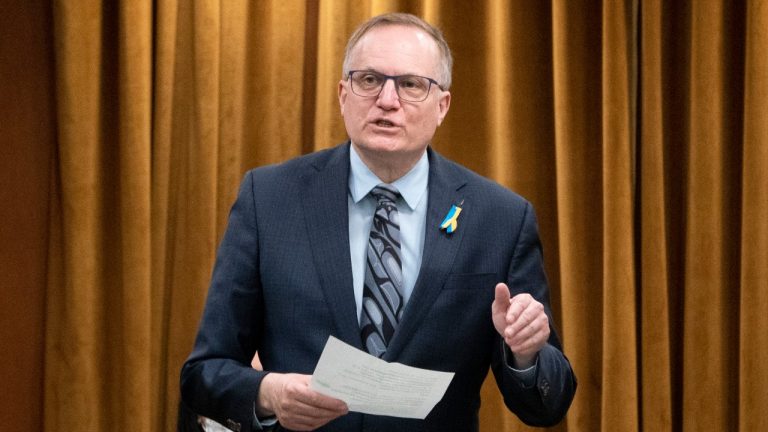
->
[497, 293, 550, 363]
[504, 294, 539, 334]
[260, 373, 348, 431]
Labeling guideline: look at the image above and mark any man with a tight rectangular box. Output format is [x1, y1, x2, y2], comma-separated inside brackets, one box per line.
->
[181, 13, 576, 432]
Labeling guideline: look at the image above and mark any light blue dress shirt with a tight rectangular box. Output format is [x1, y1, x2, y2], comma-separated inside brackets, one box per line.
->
[348, 145, 429, 322]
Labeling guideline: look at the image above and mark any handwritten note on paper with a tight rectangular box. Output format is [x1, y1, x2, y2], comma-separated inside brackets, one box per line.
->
[310, 336, 455, 419]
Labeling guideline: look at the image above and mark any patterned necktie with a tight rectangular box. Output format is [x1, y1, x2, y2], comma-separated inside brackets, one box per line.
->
[360, 184, 403, 357]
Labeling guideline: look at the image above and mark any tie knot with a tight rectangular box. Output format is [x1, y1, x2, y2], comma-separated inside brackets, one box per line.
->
[371, 184, 399, 205]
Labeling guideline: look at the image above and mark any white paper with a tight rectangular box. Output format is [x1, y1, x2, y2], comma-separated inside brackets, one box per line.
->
[310, 336, 455, 419]
[199, 417, 230, 432]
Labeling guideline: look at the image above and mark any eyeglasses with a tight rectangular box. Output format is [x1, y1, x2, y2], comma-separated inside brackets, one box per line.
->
[347, 70, 443, 102]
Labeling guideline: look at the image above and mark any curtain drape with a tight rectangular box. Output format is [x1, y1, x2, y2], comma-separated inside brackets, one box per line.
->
[42, 0, 767, 431]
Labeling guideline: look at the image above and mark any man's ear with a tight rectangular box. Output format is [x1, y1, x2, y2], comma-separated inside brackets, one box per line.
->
[436, 90, 451, 126]
[338, 80, 347, 116]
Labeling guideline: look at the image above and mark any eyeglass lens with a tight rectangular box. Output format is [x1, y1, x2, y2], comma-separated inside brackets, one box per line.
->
[350, 71, 433, 102]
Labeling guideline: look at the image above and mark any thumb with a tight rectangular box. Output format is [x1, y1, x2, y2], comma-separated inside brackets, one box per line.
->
[493, 283, 511, 311]
[492, 283, 511, 335]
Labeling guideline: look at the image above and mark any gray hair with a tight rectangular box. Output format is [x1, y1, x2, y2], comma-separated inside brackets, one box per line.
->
[341, 13, 453, 90]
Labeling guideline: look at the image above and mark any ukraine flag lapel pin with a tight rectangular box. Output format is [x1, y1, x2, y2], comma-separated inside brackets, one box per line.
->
[439, 201, 463, 234]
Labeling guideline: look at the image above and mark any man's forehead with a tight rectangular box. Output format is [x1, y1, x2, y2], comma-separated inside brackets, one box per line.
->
[358, 24, 432, 45]
[350, 25, 439, 69]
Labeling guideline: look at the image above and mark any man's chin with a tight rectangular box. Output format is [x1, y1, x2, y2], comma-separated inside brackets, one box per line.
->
[353, 138, 404, 155]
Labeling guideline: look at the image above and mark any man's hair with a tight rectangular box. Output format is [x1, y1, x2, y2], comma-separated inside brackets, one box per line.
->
[342, 13, 453, 90]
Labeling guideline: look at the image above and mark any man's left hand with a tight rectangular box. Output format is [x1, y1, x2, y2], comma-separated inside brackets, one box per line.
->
[491, 283, 550, 368]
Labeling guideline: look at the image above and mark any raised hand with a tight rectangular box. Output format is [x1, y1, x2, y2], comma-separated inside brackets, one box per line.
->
[491, 283, 550, 368]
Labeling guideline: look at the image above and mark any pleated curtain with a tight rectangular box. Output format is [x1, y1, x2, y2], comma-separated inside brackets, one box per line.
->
[40, 1, 767, 431]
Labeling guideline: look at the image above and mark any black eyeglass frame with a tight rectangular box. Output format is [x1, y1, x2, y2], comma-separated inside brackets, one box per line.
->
[346, 70, 444, 102]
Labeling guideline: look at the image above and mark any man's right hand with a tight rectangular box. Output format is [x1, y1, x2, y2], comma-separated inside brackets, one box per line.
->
[257, 373, 349, 431]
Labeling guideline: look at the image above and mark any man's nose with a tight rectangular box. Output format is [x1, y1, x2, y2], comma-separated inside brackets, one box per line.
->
[376, 78, 401, 107]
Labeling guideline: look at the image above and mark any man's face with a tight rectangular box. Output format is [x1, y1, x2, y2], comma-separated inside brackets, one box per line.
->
[338, 25, 451, 165]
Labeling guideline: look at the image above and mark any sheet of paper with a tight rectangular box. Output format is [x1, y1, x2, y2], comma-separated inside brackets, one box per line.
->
[309, 336, 454, 419]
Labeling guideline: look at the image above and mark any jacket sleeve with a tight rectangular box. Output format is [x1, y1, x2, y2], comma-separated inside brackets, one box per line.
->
[490, 202, 577, 427]
[180, 171, 267, 432]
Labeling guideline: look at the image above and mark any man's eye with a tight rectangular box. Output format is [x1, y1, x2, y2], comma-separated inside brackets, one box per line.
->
[399, 77, 422, 89]
[361, 74, 381, 85]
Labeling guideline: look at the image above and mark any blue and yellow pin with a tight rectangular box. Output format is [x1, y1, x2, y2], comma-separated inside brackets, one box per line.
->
[439, 202, 463, 234]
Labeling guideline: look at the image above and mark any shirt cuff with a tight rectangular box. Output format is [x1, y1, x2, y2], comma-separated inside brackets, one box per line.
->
[252, 403, 278, 430]
[502, 341, 538, 388]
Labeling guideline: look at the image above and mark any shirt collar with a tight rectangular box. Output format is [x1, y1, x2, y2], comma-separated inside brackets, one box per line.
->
[348, 145, 429, 211]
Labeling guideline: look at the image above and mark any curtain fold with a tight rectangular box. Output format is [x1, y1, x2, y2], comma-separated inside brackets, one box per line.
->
[42, 1, 768, 431]
[639, 0, 674, 430]
[683, 1, 745, 430]
[115, 0, 154, 429]
[46, 1, 153, 430]
[739, 1, 768, 431]
[599, 0, 638, 430]
[46, 2, 105, 426]
[551, 1, 604, 430]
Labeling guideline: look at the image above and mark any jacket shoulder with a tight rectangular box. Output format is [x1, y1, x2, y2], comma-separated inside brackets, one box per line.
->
[244, 143, 348, 185]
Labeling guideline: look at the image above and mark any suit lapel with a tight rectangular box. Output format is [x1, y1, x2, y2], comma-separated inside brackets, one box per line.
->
[385, 149, 469, 360]
[299, 144, 364, 350]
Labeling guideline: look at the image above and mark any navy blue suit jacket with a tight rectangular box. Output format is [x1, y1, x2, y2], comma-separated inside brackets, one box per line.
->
[180, 143, 576, 431]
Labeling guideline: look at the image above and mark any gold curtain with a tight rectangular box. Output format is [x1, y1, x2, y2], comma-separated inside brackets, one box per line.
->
[43, 0, 767, 431]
